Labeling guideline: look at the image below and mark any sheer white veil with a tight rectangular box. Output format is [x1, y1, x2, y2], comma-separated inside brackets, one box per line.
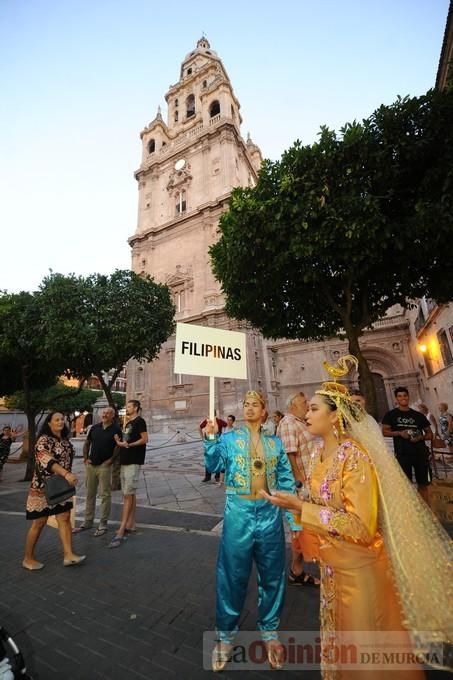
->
[318, 356, 453, 666]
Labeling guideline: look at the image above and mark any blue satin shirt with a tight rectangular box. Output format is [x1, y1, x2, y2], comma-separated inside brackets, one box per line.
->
[204, 426, 301, 530]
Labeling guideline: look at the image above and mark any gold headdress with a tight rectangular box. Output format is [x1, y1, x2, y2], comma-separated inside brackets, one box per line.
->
[316, 355, 363, 434]
[243, 390, 266, 408]
[317, 355, 453, 667]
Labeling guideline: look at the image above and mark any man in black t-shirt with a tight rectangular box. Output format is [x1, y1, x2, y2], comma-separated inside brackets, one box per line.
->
[109, 399, 148, 548]
[382, 386, 431, 505]
[74, 407, 122, 535]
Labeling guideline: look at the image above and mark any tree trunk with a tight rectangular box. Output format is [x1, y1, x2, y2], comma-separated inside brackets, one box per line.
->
[96, 370, 120, 411]
[22, 367, 37, 481]
[345, 326, 378, 420]
[24, 409, 36, 481]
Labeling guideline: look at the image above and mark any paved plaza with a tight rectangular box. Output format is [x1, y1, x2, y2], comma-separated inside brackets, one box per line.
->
[0, 437, 452, 679]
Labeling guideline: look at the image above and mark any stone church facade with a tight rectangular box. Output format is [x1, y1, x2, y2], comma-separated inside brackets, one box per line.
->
[127, 38, 420, 429]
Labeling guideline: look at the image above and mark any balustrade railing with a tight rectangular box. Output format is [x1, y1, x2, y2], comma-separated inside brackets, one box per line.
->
[142, 114, 229, 170]
[209, 113, 221, 126]
[372, 315, 408, 329]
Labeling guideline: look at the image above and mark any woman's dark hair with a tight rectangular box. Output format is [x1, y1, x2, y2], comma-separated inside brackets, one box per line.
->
[38, 411, 70, 439]
[320, 395, 337, 412]
[318, 392, 364, 425]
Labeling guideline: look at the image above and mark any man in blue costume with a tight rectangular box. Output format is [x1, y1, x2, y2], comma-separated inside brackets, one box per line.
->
[203, 390, 299, 672]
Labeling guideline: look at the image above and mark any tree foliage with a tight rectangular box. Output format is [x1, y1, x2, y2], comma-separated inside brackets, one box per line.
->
[0, 270, 172, 477]
[5, 383, 124, 428]
[0, 292, 62, 394]
[210, 89, 453, 415]
[0, 291, 64, 479]
[38, 269, 175, 407]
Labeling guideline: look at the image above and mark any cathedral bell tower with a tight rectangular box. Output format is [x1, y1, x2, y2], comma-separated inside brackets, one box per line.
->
[128, 38, 264, 425]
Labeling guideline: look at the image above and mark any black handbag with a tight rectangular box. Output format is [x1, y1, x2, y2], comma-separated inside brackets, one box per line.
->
[43, 474, 76, 506]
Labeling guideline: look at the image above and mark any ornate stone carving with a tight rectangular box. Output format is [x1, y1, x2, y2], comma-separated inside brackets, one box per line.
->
[166, 164, 192, 193]
[165, 264, 194, 292]
[204, 293, 223, 309]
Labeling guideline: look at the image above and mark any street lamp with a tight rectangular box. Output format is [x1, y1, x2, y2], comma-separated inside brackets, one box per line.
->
[419, 344, 428, 353]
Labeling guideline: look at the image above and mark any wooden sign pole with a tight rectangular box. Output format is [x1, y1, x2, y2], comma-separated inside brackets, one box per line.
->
[209, 375, 215, 439]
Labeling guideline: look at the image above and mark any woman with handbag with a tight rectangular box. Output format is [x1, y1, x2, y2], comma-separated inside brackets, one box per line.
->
[23, 411, 86, 570]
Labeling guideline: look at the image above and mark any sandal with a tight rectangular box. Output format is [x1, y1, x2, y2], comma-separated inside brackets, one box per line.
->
[72, 525, 92, 534]
[212, 642, 233, 672]
[124, 528, 137, 535]
[265, 640, 285, 670]
[94, 526, 108, 537]
[288, 569, 320, 587]
[108, 535, 127, 549]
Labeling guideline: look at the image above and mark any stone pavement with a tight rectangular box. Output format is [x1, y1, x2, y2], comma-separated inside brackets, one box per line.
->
[0, 440, 452, 679]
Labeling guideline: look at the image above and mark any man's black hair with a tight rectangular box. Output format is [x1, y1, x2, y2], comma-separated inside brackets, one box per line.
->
[128, 399, 141, 411]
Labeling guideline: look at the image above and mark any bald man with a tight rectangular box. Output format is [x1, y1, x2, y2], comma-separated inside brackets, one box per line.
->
[74, 407, 122, 536]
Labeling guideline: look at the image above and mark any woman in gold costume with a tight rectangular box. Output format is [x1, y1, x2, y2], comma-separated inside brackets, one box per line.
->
[261, 356, 452, 679]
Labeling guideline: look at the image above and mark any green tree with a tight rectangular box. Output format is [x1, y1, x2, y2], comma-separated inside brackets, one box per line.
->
[4, 383, 124, 434]
[39, 269, 175, 408]
[210, 89, 453, 417]
[0, 292, 63, 479]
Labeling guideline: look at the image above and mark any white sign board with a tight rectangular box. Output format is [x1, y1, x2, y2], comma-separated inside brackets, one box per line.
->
[174, 322, 247, 380]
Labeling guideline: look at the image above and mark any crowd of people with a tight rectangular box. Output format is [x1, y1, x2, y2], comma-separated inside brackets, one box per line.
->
[20, 399, 148, 570]
[5, 356, 452, 677]
[202, 357, 453, 677]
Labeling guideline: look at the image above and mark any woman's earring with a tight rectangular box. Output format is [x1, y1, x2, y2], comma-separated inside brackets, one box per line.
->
[332, 425, 339, 440]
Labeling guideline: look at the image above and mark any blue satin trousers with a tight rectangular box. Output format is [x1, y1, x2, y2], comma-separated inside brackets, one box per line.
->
[216, 495, 286, 643]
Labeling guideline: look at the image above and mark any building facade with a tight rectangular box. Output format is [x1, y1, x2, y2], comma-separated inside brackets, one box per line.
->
[409, 299, 453, 416]
[405, 2, 453, 419]
[265, 307, 419, 422]
[127, 39, 423, 429]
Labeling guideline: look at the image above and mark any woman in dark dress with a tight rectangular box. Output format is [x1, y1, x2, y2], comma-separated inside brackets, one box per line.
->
[23, 412, 86, 570]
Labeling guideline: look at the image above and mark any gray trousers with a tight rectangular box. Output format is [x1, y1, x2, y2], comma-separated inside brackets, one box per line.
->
[84, 463, 112, 527]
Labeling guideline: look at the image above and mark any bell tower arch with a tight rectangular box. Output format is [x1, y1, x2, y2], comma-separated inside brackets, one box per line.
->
[128, 39, 264, 424]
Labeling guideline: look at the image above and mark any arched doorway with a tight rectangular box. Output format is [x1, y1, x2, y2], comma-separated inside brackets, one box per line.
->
[373, 373, 389, 421]
[358, 372, 389, 421]
[364, 373, 389, 421]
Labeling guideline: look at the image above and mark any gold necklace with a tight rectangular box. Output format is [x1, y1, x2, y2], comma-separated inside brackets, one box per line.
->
[250, 434, 266, 477]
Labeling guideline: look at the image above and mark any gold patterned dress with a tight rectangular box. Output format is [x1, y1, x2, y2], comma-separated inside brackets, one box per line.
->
[300, 439, 425, 679]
